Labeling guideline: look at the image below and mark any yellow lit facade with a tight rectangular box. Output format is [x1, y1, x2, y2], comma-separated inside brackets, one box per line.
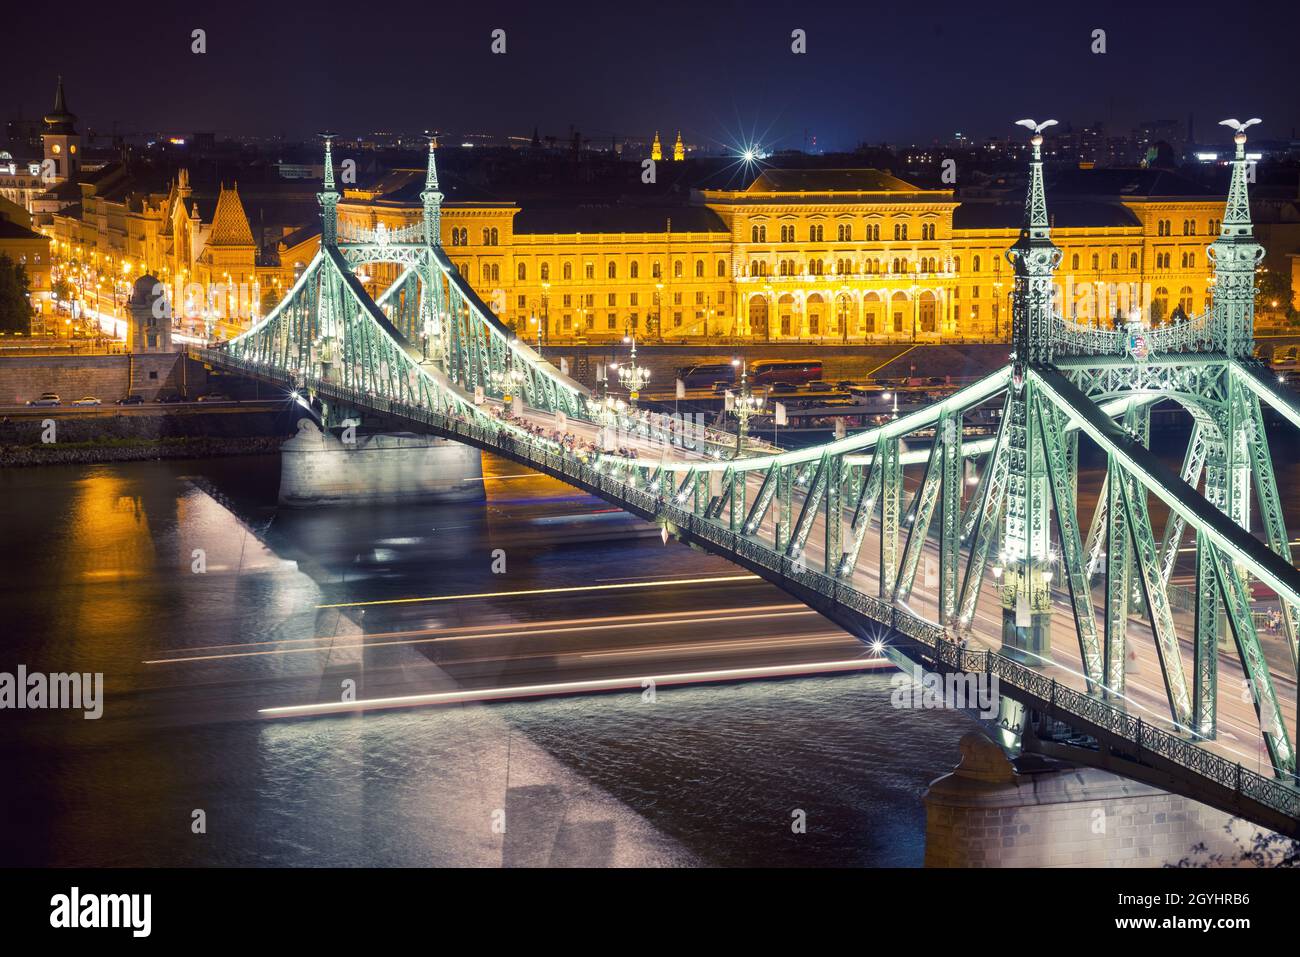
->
[314, 166, 1223, 344]
[49, 162, 1221, 345]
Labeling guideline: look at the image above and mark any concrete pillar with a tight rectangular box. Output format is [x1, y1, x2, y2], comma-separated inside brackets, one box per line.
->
[924, 732, 1281, 867]
[279, 419, 485, 507]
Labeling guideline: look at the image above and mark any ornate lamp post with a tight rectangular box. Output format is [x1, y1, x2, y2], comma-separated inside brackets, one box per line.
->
[729, 357, 765, 456]
[617, 334, 651, 406]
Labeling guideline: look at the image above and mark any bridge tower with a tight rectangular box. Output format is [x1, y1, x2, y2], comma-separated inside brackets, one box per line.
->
[418, 137, 448, 364]
[999, 121, 1061, 665]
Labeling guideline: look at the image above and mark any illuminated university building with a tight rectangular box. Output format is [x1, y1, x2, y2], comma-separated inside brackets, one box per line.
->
[291, 162, 1222, 344]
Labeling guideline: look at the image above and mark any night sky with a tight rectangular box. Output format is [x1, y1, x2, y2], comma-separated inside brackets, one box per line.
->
[6, 0, 1299, 149]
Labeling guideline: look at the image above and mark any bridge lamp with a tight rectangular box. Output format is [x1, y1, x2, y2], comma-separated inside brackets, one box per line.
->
[1042, 570, 1054, 584]
[870, 639, 886, 657]
[992, 565, 1003, 580]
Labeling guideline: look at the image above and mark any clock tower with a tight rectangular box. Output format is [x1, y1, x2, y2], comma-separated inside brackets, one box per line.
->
[41, 76, 80, 184]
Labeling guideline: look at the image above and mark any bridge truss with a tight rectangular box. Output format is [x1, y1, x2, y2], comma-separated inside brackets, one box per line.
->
[204, 123, 1300, 837]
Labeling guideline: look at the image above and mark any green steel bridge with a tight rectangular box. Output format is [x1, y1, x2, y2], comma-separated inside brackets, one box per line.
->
[199, 124, 1300, 839]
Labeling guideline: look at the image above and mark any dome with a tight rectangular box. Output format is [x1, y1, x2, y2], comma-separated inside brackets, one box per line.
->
[129, 274, 164, 305]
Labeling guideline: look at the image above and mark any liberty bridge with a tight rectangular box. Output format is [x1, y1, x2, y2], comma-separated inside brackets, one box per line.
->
[196, 120, 1300, 840]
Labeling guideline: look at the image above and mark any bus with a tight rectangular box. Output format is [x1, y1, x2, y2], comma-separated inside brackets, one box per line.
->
[676, 362, 737, 390]
[749, 359, 823, 387]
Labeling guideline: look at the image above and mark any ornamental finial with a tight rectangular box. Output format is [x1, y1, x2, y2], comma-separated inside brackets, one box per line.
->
[1014, 119, 1056, 237]
[321, 133, 337, 192]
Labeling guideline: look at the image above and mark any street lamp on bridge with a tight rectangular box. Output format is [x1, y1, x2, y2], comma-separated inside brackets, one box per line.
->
[729, 357, 764, 457]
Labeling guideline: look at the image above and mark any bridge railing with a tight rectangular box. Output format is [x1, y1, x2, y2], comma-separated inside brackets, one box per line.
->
[201, 348, 1300, 827]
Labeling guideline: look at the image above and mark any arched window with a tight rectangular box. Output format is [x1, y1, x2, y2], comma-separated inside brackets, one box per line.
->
[717, 259, 726, 278]
[607, 261, 617, 279]
[562, 263, 572, 280]
[1070, 253, 1080, 271]
[1110, 253, 1119, 270]
[630, 261, 639, 279]
[674, 260, 683, 279]
[652, 261, 662, 278]
[517, 263, 527, 281]
[1129, 252, 1139, 270]
[482, 227, 491, 245]
[585, 263, 595, 280]
[973, 255, 982, 273]
[1091, 253, 1099, 271]
[490, 227, 499, 246]
[540, 262, 550, 281]
[695, 260, 704, 278]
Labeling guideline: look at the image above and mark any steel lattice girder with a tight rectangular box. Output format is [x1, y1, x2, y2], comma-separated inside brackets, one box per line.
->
[1210, 542, 1295, 775]
[1035, 396, 1103, 687]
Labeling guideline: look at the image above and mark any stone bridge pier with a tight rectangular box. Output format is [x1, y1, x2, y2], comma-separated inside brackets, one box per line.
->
[278, 418, 485, 507]
[924, 732, 1283, 867]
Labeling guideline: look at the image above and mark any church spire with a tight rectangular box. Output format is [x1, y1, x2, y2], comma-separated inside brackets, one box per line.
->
[1209, 118, 1265, 356]
[318, 134, 339, 246]
[420, 136, 444, 246]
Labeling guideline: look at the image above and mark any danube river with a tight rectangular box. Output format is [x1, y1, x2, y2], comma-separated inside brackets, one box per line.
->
[0, 453, 977, 867]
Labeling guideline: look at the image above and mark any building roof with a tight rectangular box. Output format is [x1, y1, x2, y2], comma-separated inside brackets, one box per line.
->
[43, 76, 77, 134]
[277, 222, 322, 251]
[0, 218, 45, 241]
[207, 184, 256, 246]
[1047, 166, 1214, 199]
[745, 168, 921, 194]
[953, 200, 1142, 230]
[513, 205, 728, 235]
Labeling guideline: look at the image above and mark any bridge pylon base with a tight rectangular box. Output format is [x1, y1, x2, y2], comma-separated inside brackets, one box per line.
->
[1000, 608, 1051, 667]
[278, 419, 485, 507]
[924, 732, 1281, 867]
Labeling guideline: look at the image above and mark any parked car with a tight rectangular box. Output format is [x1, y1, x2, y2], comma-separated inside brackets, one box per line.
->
[116, 394, 145, 405]
[27, 393, 60, 407]
[1271, 346, 1298, 368]
[155, 393, 186, 404]
[71, 396, 101, 407]
[767, 381, 800, 394]
[196, 392, 232, 403]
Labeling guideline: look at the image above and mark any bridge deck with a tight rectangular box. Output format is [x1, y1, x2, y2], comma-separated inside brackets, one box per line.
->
[201, 348, 1300, 838]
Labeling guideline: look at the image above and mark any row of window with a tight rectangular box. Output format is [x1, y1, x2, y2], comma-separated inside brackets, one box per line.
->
[522, 289, 730, 309]
[449, 227, 500, 246]
[1156, 218, 1222, 237]
[503, 258, 730, 283]
[750, 221, 936, 243]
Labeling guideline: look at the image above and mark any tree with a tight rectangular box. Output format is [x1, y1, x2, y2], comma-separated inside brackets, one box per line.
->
[0, 255, 34, 334]
[259, 285, 280, 317]
[1256, 267, 1296, 325]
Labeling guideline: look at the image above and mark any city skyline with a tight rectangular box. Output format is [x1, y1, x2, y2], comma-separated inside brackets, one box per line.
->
[5, 1, 1300, 150]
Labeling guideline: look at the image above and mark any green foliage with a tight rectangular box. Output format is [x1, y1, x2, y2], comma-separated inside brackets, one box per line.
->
[259, 285, 281, 318]
[0, 254, 34, 334]
[1256, 268, 1296, 321]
